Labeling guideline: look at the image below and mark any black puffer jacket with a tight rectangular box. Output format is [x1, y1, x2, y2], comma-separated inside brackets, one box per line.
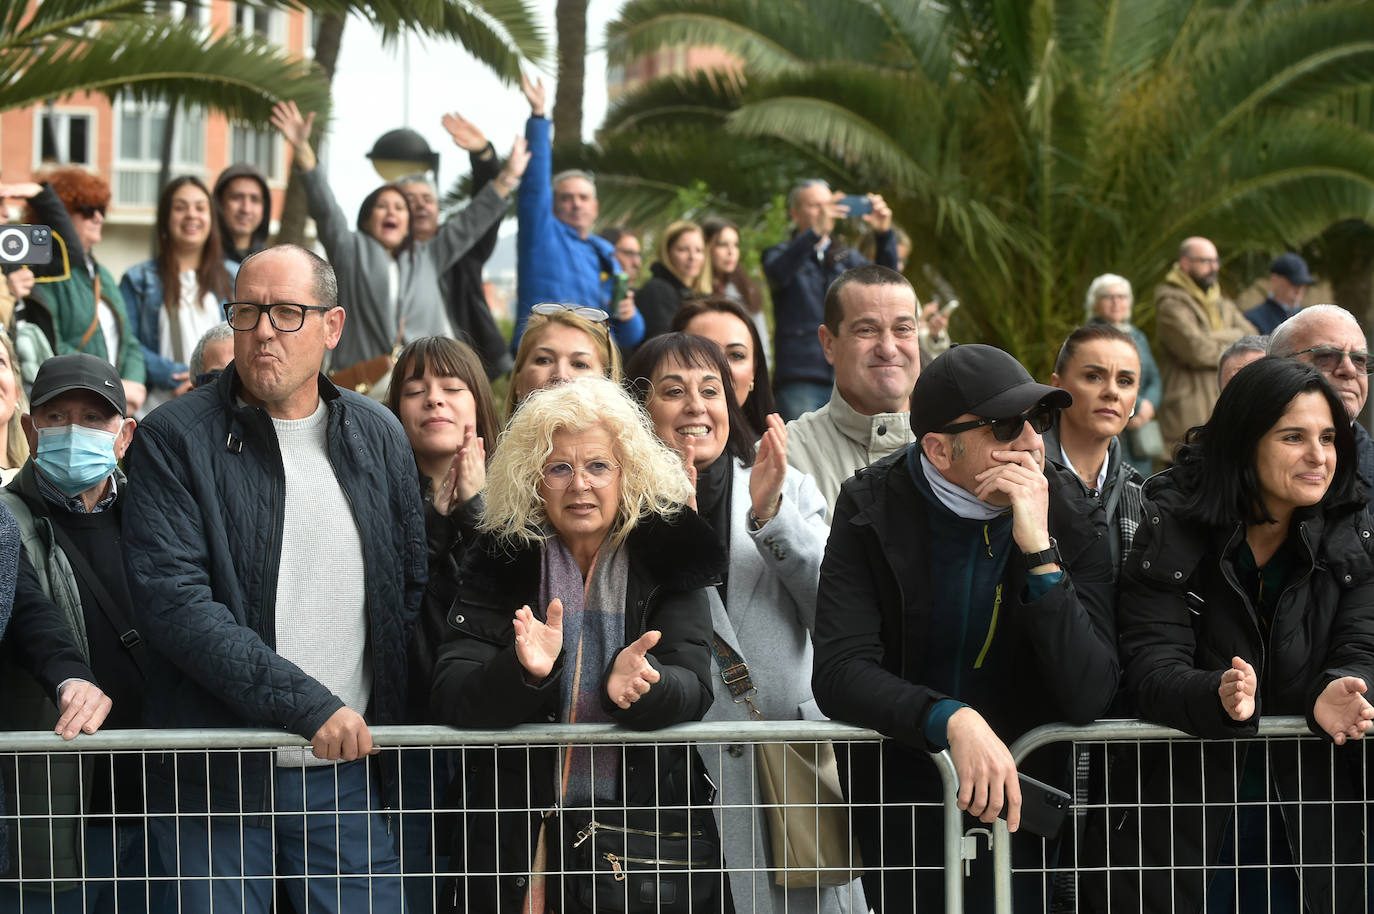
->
[1089, 467, 1374, 912]
[430, 509, 725, 913]
[123, 366, 427, 813]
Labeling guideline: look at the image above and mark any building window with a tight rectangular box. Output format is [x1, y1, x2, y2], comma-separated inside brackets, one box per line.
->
[234, 2, 283, 43]
[146, 1, 210, 26]
[113, 99, 206, 207]
[229, 123, 279, 181]
[36, 111, 94, 167]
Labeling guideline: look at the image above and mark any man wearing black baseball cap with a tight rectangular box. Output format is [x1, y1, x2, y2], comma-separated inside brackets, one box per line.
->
[1244, 252, 1316, 335]
[812, 343, 1118, 912]
[0, 352, 148, 908]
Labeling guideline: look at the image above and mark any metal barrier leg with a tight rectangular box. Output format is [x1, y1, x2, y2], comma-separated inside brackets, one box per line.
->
[933, 749, 965, 914]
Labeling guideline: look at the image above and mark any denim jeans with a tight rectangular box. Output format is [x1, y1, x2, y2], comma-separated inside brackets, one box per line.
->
[151, 759, 403, 913]
[0, 819, 171, 913]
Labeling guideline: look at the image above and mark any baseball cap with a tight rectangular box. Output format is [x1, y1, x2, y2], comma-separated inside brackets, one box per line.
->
[1270, 252, 1314, 286]
[911, 344, 1071, 438]
[30, 353, 127, 416]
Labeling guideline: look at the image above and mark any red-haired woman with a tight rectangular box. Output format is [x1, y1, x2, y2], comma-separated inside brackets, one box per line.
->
[3, 170, 147, 411]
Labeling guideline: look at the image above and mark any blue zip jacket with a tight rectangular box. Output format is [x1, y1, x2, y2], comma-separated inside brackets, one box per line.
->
[513, 116, 644, 350]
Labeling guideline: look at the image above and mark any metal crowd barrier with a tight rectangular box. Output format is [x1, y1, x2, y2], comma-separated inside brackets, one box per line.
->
[2, 717, 1362, 912]
[0, 721, 960, 913]
[999, 717, 1372, 914]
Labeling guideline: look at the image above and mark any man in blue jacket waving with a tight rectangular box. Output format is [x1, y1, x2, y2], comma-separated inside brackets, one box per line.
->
[513, 71, 643, 350]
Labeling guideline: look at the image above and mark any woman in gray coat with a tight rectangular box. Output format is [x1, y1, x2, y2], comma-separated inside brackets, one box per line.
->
[626, 333, 862, 914]
[270, 101, 529, 374]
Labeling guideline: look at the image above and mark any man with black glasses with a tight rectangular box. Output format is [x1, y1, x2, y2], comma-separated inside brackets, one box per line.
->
[1269, 303, 1374, 513]
[812, 343, 1118, 912]
[122, 244, 426, 913]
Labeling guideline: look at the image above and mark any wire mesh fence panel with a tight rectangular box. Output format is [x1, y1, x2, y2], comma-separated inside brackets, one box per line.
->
[0, 722, 933, 914]
[1004, 717, 1374, 914]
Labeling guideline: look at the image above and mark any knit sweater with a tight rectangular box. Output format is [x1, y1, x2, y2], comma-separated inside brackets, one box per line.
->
[271, 401, 369, 766]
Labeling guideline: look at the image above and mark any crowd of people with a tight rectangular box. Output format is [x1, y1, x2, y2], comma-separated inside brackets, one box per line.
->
[0, 72, 1371, 914]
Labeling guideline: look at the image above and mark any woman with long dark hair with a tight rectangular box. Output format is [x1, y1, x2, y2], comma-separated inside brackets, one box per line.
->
[702, 217, 769, 353]
[672, 297, 777, 439]
[1108, 357, 1374, 912]
[120, 175, 236, 410]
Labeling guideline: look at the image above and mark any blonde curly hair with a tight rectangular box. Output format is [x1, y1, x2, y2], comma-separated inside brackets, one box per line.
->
[480, 376, 693, 550]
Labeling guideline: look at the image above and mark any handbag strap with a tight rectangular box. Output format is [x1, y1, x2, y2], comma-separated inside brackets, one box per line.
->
[79, 271, 102, 349]
[710, 633, 762, 720]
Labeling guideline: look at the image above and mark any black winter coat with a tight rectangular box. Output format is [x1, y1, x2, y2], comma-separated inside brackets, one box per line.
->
[1089, 467, 1374, 912]
[123, 367, 427, 814]
[430, 510, 725, 913]
[635, 262, 695, 342]
[811, 447, 1117, 895]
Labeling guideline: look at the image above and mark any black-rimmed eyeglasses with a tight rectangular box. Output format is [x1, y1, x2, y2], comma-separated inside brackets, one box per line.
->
[938, 404, 1057, 442]
[1293, 346, 1374, 376]
[224, 302, 334, 333]
[531, 302, 609, 323]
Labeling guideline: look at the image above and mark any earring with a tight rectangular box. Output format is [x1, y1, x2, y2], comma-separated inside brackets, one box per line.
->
[749, 381, 755, 392]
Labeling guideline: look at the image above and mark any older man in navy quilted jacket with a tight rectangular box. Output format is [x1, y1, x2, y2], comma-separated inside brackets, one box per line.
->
[123, 244, 426, 914]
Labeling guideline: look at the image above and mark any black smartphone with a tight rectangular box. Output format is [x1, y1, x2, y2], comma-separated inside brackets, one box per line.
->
[1000, 773, 1071, 839]
[838, 194, 873, 217]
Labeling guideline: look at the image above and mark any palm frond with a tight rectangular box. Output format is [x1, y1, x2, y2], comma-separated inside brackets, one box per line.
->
[0, 19, 331, 120]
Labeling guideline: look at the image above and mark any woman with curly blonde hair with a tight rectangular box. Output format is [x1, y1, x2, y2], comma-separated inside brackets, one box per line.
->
[430, 376, 727, 914]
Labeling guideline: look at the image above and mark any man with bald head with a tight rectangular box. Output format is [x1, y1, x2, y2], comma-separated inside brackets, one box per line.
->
[1153, 236, 1256, 461]
[124, 244, 425, 912]
[1270, 303, 1374, 506]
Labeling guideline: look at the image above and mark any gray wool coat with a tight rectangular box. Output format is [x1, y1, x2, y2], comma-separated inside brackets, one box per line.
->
[301, 168, 508, 371]
[699, 458, 865, 914]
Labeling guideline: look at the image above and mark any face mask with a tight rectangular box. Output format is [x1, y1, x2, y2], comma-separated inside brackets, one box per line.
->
[35, 424, 120, 497]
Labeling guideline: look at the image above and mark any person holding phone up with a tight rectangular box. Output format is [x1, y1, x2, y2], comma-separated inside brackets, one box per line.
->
[763, 179, 898, 420]
[812, 343, 1118, 914]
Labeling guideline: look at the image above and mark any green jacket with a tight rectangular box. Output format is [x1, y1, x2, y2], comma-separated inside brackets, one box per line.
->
[26, 182, 146, 384]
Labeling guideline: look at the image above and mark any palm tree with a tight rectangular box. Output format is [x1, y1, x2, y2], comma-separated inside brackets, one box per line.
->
[0, 0, 548, 148]
[598, 0, 1374, 373]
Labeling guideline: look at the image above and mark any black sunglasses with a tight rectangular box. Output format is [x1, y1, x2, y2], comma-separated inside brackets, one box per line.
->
[938, 404, 1056, 442]
[74, 204, 106, 219]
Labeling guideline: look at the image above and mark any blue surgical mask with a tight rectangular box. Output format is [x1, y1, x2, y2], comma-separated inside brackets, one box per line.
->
[35, 424, 120, 497]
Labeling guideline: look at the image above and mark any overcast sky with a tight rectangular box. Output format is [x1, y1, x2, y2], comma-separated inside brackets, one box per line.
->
[321, 2, 619, 224]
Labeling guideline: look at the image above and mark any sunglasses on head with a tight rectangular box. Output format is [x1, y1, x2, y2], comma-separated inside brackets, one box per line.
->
[530, 302, 608, 323]
[74, 204, 106, 219]
[938, 404, 1056, 442]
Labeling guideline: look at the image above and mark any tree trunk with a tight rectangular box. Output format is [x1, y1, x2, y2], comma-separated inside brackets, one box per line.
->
[276, 12, 345, 247]
[552, 0, 587, 148]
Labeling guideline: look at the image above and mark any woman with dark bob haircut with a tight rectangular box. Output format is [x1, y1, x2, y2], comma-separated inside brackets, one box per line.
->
[625, 334, 849, 914]
[1103, 357, 1374, 913]
[671, 297, 777, 439]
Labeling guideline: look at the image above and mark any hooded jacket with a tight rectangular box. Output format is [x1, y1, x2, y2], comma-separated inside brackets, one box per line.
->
[213, 163, 272, 264]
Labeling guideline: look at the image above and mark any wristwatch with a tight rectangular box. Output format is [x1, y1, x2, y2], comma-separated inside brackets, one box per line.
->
[1022, 537, 1062, 569]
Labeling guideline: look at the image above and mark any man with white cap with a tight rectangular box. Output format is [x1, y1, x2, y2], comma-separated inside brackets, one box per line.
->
[812, 343, 1118, 912]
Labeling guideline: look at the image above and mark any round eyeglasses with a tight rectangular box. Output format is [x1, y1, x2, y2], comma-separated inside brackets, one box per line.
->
[224, 302, 335, 333]
[540, 459, 620, 489]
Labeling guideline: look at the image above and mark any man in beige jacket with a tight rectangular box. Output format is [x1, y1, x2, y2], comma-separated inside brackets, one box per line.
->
[786, 264, 920, 520]
[1153, 236, 1256, 462]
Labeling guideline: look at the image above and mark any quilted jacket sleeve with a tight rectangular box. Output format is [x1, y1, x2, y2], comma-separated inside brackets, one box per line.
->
[123, 418, 344, 739]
